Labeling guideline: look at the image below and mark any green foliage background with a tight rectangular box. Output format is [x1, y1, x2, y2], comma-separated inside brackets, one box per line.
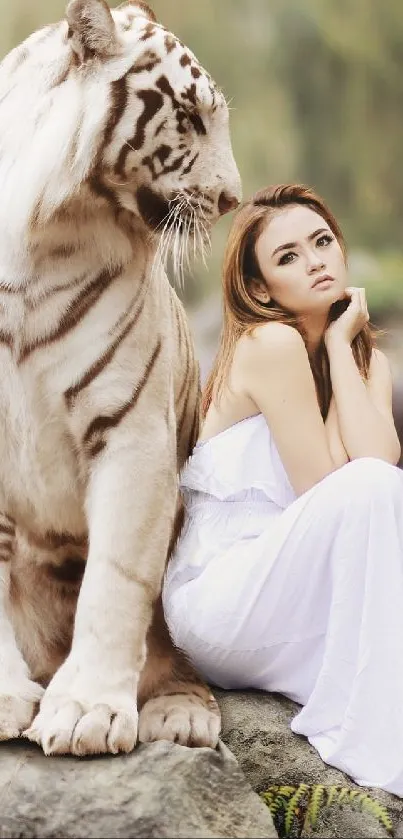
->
[1, 0, 402, 316]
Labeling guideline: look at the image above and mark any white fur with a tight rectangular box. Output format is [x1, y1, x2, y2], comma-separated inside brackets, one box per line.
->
[0, 0, 241, 754]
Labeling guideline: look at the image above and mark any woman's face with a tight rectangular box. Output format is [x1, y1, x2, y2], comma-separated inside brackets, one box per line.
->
[254, 204, 348, 314]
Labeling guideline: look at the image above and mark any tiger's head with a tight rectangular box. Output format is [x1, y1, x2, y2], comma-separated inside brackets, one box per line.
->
[0, 0, 241, 271]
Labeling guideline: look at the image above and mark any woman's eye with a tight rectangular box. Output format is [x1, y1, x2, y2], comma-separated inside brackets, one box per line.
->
[317, 233, 334, 247]
[278, 252, 296, 266]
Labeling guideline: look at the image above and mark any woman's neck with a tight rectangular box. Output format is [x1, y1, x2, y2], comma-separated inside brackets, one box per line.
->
[299, 312, 328, 356]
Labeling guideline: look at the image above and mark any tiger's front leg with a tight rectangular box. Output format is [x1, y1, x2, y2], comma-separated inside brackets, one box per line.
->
[0, 521, 44, 738]
[25, 432, 177, 756]
[138, 592, 221, 750]
[137, 504, 221, 749]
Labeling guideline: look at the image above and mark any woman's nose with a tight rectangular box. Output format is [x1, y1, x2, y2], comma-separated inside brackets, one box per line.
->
[307, 253, 325, 273]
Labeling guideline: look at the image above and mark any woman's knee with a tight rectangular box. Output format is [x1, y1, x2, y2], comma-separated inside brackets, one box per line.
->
[325, 457, 402, 503]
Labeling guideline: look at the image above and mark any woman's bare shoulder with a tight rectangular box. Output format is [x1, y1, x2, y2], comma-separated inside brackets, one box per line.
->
[235, 322, 307, 368]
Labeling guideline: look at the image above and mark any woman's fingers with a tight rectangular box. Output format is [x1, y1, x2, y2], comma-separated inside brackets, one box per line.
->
[357, 287, 369, 321]
[345, 286, 368, 315]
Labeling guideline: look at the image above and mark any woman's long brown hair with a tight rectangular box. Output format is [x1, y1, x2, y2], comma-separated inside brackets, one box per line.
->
[202, 184, 376, 419]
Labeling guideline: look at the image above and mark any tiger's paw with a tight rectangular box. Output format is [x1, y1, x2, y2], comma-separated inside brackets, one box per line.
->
[24, 695, 138, 756]
[138, 692, 221, 748]
[0, 679, 44, 741]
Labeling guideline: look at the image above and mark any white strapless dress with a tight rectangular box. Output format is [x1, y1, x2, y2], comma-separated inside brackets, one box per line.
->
[162, 413, 403, 796]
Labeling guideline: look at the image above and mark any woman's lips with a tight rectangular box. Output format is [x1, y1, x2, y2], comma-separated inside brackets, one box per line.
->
[312, 275, 334, 289]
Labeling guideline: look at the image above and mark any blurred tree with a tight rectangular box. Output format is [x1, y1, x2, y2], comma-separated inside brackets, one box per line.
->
[0, 0, 402, 309]
[271, 0, 403, 249]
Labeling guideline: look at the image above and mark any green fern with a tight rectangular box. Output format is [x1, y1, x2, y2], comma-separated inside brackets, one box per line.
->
[285, 783, 309, 836]
[260, 783, 394, 838]
[308, 783, 325, 828]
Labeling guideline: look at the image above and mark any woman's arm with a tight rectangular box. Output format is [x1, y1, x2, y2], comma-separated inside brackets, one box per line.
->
[325, 337, 401, 465]
[324, 286, 400, 465]
[238, 322, 347, 496]
[325, 396, 349, 467]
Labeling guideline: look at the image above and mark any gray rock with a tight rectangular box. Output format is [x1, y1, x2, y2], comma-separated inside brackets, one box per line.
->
[0, 738, 276, 839]
[216, 688, 401, 838]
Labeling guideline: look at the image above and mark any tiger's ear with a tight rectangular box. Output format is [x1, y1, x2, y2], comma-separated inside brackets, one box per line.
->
[66, 0, 120, 62]
[115, 1, 157, 22]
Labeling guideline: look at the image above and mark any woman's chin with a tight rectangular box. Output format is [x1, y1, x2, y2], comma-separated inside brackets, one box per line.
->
[321, 285, 347, 308]
[334, 286, 348, 302]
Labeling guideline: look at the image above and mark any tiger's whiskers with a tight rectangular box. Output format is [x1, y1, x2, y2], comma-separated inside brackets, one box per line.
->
[151, 190, 211, 288]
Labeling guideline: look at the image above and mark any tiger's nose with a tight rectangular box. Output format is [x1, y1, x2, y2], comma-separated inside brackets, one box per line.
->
[218, 190, 240, 216]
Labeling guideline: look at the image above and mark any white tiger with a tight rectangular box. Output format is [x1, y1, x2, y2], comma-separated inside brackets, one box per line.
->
[0, 0, 241, 755]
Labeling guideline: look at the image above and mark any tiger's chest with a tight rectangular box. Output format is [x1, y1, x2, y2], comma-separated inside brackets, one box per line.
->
[0, 262, 174, 533]
[0, 353, 86, 532]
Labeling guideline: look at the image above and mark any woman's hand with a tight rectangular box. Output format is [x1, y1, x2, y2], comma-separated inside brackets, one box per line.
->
[325, 287, 369, 348]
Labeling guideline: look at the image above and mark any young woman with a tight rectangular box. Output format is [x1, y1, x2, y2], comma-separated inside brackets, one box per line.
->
[163, 184, 403, 796]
